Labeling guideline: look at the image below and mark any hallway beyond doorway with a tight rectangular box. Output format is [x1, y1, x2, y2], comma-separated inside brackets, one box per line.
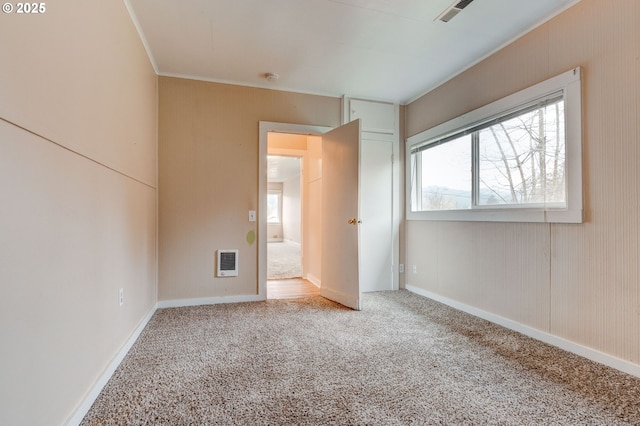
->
[267, 240, 302, 279]
[267, 278, 320, 299]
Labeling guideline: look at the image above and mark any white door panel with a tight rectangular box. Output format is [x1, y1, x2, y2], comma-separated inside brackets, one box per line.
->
[320, 120, 361, 310]
[359, 139, 393, 292]
[347, 99, 396, 134]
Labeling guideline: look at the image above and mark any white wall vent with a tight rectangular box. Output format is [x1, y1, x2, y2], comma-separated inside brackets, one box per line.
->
[216, 249, 239, 277]
[436, 0, 475, 23]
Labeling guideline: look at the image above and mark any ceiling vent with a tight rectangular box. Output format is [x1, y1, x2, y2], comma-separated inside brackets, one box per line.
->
[436, 0, 475, 23]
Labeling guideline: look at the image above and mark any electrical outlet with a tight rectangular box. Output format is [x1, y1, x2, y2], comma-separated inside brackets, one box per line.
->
[399, 264, 405, 273]
[412, 265, 417, 274]
[119, 288, 124, 306]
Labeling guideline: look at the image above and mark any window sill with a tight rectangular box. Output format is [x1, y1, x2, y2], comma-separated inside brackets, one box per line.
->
[406, 208, 582, 223]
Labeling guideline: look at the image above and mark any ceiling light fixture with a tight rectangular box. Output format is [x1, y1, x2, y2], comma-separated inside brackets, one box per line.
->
[265, 72, 279, 82]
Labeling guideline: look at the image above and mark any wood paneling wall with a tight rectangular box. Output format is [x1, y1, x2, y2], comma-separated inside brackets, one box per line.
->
[405, 0, 640, 367]
[0, 1, 158, 424]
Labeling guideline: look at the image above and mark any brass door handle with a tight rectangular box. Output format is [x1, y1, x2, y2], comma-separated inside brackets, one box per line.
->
[347, 218, 362, 225]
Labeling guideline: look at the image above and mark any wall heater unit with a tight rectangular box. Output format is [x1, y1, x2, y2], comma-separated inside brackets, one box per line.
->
[216, 249, 239, 277]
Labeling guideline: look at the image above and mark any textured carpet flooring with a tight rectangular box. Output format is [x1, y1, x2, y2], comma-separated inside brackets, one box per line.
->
[267, 241, 302, 279]
[82, 291, 640, 425]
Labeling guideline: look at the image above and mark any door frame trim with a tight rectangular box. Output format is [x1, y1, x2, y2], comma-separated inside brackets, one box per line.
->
[258, 122, 331, 299]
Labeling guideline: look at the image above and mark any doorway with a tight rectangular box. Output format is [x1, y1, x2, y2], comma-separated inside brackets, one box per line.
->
[258, 119, 399, 305]
[264, 129, 325, 299]
[266, 155, 302, 279]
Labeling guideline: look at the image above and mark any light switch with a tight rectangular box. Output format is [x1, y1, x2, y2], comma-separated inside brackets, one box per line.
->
[249, 210, 256, 222]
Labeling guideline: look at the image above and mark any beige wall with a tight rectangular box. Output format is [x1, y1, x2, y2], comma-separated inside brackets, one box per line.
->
[405, 0, 640, 366]
[0, 1, 157, 425]
[304, 136, 323, 284]
[282, 172, 302, 243]
[158, 77, 340, 301]
[268, 133, 309, 151]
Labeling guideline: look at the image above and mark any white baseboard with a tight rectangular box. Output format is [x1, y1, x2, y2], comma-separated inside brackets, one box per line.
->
[405, 285, 640, 379]
[157, 294, 264, 309]
[66, 303, 158, 426]
[67, 293, 264, 424]
[305, 273, 321, 288]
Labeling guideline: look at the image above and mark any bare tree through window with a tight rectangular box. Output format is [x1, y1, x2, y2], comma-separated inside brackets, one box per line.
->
[478, 99, 565, 205]
[407, 68, 581, 222]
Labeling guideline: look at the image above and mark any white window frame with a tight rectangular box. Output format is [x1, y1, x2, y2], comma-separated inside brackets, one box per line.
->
[406, 67, 582, 223]
[267, 189, 282, 224]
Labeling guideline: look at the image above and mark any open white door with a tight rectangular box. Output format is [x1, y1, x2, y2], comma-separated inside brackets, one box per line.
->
[320, 120, 362, 310]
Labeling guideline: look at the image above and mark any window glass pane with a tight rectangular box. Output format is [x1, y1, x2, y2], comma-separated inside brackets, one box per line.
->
[478, 100, 565, 206]
[406, 69, 581, 222]
[267, 192, 280, 223]
[420, 134, 472, 210]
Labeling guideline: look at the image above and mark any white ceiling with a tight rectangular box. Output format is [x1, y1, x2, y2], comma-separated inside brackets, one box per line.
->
[268, 156, 301, 182]
[127, 0, 581, 104]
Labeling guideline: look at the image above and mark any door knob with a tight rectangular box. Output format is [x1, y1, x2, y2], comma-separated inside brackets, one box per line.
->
[347, 218, 362, 225]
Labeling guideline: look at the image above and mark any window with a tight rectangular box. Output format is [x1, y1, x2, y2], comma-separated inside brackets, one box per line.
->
[407, 68, 582, 223]
[267, 190, 282, 224]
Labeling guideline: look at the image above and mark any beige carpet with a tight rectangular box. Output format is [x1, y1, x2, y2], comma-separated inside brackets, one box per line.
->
[81, 291, 640, 425]
[267, 241, 302, 279]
